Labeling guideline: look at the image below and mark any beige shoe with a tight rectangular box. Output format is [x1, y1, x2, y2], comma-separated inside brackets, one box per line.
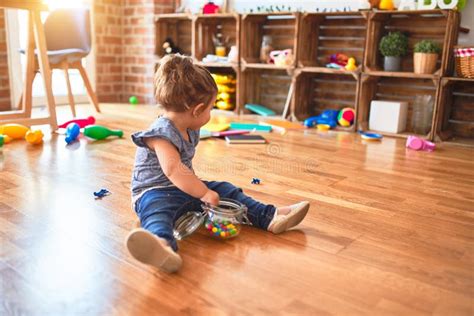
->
[126, 228, 182, 273]
[268, 201, 310, 234]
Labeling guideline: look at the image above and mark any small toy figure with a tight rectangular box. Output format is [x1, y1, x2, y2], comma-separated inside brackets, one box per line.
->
[203, 1, 220, 14]
[94, 188, 110, 199]
[162, 38, 180, 55]
[345, 57, 357, 71]
[251, 178, 261, 185]
[269, 49, 294, 67]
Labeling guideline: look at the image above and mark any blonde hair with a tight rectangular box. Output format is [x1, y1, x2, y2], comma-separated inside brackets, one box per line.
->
[154, 54, 217, 112]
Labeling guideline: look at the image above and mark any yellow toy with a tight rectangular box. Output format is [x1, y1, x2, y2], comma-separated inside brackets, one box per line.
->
[218, 85, 235, 93]
[25, 130, 44, 145]
[0, 124, 30, 139]
[379, 0, 395, 10]
[345, 58, 357, 71]
[0, 134, 12, 144]
[212, 73, 236, 111]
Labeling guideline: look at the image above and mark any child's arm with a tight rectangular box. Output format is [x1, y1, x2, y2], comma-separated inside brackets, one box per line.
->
[145, 137, 219, 205]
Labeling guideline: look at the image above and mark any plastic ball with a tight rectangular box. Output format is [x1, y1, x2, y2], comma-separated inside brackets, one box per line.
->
[212, 227, 218, 233]
[337, 108, 355, 127]
[129, 96, 138, 105]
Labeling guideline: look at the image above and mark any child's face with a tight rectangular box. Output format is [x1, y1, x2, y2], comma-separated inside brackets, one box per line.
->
[190, 95, 216, 129]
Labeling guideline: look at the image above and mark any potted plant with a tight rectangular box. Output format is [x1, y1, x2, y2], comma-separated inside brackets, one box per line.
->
[379, 31, 408, 71]
[413, 40, 441, 74]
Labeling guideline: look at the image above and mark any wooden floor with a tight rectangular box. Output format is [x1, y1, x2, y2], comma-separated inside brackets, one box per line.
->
[1, 103, 473, 315]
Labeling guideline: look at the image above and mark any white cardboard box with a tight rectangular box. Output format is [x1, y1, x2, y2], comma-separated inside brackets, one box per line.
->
[369, 100, 408, 133]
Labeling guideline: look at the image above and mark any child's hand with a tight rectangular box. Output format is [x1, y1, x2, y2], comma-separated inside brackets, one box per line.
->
[201, 189, 220, 206]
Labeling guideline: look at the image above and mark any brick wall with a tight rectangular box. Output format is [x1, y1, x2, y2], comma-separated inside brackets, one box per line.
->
[0, 9, 11, 111]
[94, 0, 175, 104]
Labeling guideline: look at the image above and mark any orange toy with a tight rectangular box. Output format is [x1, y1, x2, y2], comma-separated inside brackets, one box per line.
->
[25, 130, 44, 145]
[0, 124, 30, 139]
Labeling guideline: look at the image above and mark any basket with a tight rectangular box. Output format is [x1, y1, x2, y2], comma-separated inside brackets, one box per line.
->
[454, 47, 474, 78]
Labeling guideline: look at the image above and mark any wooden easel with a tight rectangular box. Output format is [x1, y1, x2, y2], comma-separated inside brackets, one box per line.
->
[0, 0, 58, 130]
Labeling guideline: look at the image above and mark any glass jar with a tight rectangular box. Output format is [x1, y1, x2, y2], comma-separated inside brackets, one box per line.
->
[202, 199, 251, 239]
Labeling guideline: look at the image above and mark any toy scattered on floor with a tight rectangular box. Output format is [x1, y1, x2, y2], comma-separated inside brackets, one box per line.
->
[129, 96, 138, 105]
[345, 58, 357, 71]
[58, 116, 95, 129]
[229, 122, 272, 132]
[245, 104, 276, 116]
[0, 124, 30, 139]
[162, 37, 180, 55]
[25, 130, 43, 145]
[84, 125, 123, 140]
[212, 130, 249, 137]
[304, 110, 339, 128]
[93, 188, 110, 199]
[202, 122, 230, 132]
[65, 123, 81, 144]
[269, 49, 294, 67]
[203, 1, 220, 14]
[251, 178, 261, 184]
[0, 134, 12, 145]
[359, 131, 383, 141]
[317, 124, 331, 131]
[406, 135, 435, 151]
[337, 108, 356, 127]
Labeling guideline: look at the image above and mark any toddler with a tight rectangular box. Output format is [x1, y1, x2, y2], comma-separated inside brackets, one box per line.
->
[126, 54, 310, 273]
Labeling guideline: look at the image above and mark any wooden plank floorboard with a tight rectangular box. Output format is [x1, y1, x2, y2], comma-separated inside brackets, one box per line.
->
[0, 103, 473, 315]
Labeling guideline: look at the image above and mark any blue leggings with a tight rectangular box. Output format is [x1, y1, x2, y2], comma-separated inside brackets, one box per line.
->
[134, 181, 276, 251]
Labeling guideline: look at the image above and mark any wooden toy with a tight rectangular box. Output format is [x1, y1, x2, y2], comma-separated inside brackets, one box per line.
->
[65, 123, 80, 144]
[245, 104, 276, 116]
[58, 116, 95, 129]
[25, 130, 43, 145]
[229, 122, 272, 132]
[84, 125, 123, 140]
[0, 124, 30, 139]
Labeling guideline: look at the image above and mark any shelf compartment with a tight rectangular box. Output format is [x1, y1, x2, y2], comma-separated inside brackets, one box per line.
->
[435, 77, 474, 146]
[293, 69, 359, 131]
[358, 74, 440, 139]
[364, 10, 459, 76]
[194, 14, 240, 63]
[155, 14, 193, 58]
[298, 12, 368, 69]
[239, 67, 292, 116]
[240, 13, 299, 67]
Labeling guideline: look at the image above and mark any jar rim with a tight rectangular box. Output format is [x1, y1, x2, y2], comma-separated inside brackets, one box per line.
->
[202, 198, 247, 216]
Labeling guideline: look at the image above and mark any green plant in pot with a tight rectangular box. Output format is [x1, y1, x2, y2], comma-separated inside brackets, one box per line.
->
[379, 31, 408, 71]
[413, 40, 441, 74]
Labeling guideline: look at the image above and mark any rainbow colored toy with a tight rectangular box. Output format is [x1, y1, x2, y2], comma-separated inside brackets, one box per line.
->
[337, 108, 355, 127]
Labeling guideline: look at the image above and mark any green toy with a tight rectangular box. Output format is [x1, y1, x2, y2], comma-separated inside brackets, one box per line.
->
[84, 125, 123, 140]
[0, 135, 4, 148]
[129, 96, 138, 105]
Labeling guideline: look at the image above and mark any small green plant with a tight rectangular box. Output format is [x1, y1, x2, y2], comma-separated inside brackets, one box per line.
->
[379, 32, 409, 57]
[414, 40, 441, 54]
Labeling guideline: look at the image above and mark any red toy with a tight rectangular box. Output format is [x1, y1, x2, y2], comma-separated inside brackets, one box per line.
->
[203, 1, 219, 14]
[58, 116, 96, 129]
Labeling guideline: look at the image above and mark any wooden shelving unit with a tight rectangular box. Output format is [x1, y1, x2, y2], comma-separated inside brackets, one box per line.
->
[154, 9, 465, 143]
[293, 69, 360, 132]
[358, 74, 439, 139]
[435, 77, 474, 146]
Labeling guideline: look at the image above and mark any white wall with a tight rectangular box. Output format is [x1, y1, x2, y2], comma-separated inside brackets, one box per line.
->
[185, 0, 473, 44]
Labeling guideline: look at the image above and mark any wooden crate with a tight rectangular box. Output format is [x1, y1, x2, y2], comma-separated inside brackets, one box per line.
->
[298, 12, 368, 69]
[207, 65, 240, 113]
[194, 14, 240, 64]
[240, 13, 299, 68]
[155, 14, 193, 58]
[239, 67, 292, 115]
[435, 77, 474, 146]
[364, 10, 459, 76]
[358, 74, 439, 139]
[293, 70, 359, 131]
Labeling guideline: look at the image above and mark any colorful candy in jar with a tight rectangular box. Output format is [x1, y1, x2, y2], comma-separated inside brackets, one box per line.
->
[204, 217, 240, 239]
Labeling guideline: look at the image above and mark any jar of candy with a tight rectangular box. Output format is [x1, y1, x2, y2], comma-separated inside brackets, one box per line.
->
[202, 199, 251, 239]
[173, 198, 251, 240]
